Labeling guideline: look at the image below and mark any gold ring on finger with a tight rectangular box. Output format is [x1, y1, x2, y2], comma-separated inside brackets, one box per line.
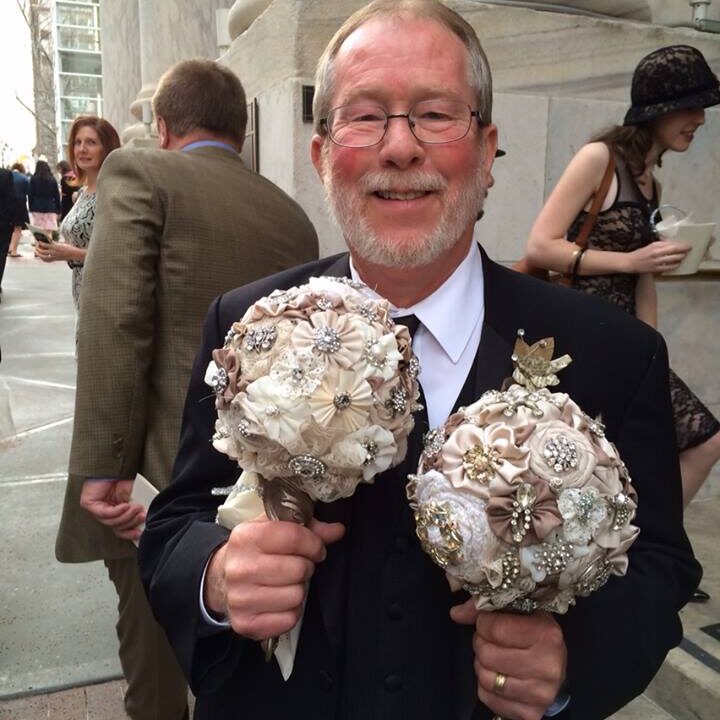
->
[492, 671, 507, 694]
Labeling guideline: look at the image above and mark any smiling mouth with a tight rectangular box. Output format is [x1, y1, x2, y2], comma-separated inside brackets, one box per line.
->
[374, 190, 431, 200]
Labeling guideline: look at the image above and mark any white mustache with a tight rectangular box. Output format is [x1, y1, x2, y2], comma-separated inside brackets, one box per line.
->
[359, 171, 447, 194]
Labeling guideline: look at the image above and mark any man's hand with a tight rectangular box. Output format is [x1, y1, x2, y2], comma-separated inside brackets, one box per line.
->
[79, 479, 146, 541]
[451, 600, 567, 720]
[204, 517, 345, 639]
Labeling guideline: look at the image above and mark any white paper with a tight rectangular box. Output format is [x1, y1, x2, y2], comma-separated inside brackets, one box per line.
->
[656, 220, 716, 276]
[130, 473, 159, 547]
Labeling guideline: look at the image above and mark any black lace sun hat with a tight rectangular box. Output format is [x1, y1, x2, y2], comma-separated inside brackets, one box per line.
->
[624, 44, 720, 126]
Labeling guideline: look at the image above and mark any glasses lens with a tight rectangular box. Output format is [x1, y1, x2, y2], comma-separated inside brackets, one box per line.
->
[410, 99, 472, 144]
[327, 104, 386, 147]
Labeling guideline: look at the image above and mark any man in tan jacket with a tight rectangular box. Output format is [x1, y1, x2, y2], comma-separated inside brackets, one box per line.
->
[55, 58, 318, 720]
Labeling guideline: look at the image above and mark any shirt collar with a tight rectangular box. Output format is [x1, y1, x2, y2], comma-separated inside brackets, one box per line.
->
[179, 140, 238, 154]
[349, 242, 484, 363]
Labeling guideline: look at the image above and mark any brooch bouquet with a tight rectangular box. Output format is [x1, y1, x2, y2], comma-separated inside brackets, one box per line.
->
[206, 276, 420, 667]
[407, 331, 638, 614]
[206, 276, 420, 522]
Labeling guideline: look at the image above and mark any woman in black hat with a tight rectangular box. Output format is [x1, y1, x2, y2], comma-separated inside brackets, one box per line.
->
[525, 45, 720, 517]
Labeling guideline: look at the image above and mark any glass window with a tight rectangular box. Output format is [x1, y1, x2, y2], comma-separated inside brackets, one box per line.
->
[61, 97, 100, 118]
[58, 26, 100, 52]
[59, 50, 102, 76]
[56, 3, 98, 28]
[60, 73, 102, 97]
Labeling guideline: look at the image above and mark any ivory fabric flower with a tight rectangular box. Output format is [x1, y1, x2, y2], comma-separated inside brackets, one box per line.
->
[528, 421, 597, 490]
[290, 310, 365, 369]
[241, 376, 311, 450]
[441, 423, 530, 496]
[308, 369, 373, 434]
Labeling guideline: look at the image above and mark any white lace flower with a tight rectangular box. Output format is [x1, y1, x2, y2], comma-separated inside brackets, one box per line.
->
[557, 487, 607, 545]
[269, 349, 326, 398]
[328, 425, 396, 481]
[241, 376, 310, 450]
[360, 332, 403, 381]
[409, 469, 505, 588]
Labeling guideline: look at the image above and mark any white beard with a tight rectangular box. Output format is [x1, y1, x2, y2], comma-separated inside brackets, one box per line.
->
[322, 156, 487, 269]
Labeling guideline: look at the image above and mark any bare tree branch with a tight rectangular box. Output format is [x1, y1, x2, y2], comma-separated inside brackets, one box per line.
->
[15, 94, 56, 137]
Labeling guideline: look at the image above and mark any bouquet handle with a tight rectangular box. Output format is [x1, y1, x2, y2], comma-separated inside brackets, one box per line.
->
[260, 477, 314, 662]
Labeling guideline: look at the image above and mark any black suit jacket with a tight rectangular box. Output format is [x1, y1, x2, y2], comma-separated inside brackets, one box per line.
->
[139, 249, 700, 719]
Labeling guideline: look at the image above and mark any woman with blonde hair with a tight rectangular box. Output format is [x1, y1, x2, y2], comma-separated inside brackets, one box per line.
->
[526, 45, 720, 515]
[35, 115, 120, 310]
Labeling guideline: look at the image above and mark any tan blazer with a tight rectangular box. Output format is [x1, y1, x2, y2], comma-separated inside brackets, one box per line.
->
[55, 145, 318, 562]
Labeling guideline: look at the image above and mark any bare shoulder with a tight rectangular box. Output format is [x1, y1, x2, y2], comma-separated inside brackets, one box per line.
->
[574, 142, 611, 170]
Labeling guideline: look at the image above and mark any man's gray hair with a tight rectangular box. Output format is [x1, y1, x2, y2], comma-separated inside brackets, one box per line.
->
[312, 0, 493, 134]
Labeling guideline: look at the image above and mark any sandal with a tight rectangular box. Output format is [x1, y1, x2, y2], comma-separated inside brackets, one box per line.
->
[9, 252, 21, 257]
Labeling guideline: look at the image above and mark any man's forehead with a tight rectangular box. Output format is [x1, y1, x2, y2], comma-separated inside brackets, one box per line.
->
[331, 15, 472, 101]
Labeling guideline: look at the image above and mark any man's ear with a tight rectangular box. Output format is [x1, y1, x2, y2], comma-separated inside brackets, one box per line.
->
[481, 123, 498, 189]
[310, 134, 326, 180]
[157, 117, 169, 149]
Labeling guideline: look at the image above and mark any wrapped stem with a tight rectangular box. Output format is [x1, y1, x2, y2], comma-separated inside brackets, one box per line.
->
[260, 477, 314, 662]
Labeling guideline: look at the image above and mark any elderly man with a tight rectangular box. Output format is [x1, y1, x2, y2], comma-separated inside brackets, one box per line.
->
[55, 58, 318, 720]
[138, 3, 700, 719]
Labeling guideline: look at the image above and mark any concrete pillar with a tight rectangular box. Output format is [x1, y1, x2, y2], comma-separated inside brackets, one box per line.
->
[99, 0, 141, 138]
[122, 0, 234, 146]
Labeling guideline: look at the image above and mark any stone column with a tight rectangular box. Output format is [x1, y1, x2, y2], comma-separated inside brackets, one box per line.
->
[123, 0, 234, 146]
[100, 0, 141, 138]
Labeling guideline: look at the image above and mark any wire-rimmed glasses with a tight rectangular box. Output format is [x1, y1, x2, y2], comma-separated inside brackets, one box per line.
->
[320, 99, 483, 148]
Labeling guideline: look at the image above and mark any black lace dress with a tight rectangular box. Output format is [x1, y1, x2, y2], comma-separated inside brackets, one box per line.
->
[567, 153, 719, 452]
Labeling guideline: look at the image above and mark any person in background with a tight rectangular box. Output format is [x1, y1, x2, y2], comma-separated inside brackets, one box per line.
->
[35, 116, 121, 313]
[525, 45, 720, 513]
[57, 159, 77, 220]
[27, 159, 60, 231]
[0, 167, 15, 300]
[138, 4, 700, 719]
[55, 58, 319, 720]
[8, 162, 30, 258]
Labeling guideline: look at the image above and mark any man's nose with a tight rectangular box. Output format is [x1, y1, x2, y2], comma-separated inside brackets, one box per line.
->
[378, 115, 424, 169]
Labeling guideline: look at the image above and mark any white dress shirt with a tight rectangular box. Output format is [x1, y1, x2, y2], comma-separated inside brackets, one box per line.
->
[350, 241, 485, 429]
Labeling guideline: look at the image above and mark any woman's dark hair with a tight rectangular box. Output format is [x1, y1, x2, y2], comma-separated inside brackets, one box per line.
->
[57, 160, 72, 175]
[11, 162, 26, 173]
[33, 160, 54, 181]
[590, 123, 662, 178]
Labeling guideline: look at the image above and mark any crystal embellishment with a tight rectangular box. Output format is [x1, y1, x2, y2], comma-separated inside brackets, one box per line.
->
[333, 392, 351, 410]
[510, 482, 537, 543]
[209, 366, 228, 394]
[532, 537, 573, 576]
[244, 326, 278, 353]
[423, 428, 446, 458]
[313, 326, 341, 354]
[609, 492, 631, 530]
[288, 455, 327, 479]
[386, 386, 408, 415]
[543, 434, 579, 473]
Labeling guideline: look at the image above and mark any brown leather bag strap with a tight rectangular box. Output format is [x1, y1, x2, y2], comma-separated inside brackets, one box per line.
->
[574, 145, 616, 249]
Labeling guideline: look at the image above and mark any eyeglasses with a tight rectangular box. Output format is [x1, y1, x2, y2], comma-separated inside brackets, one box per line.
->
[320, 99, 483, 148]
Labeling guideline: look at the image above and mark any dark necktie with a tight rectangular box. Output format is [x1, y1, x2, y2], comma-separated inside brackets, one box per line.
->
[394, 313, 420, 339]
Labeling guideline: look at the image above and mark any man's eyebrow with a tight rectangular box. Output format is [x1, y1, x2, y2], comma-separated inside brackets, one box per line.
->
[335, 87, 465, 106]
